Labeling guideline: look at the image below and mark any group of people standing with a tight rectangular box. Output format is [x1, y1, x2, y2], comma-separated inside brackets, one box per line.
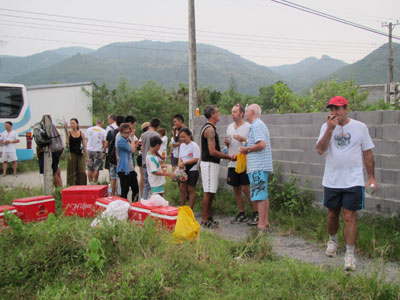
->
[197, 98, 377, 272]
[3, 94, 376, 272]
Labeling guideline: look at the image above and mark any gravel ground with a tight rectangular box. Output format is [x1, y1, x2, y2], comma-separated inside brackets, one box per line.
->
[2, 171, 399, 284]
[199, 214, 400, 284]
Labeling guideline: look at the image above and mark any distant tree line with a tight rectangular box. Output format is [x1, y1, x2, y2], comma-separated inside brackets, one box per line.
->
[89, 78, 398, 131]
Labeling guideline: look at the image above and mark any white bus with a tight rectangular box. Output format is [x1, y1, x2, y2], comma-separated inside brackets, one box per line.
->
[0, 83, 34, 161]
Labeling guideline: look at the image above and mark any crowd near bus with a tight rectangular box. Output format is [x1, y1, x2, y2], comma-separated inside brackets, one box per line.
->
[0, 98, 378, 272]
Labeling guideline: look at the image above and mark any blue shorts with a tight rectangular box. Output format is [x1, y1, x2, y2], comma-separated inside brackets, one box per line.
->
[109, 164, 118, 180]
[323, 186, 364, 211]
[248, 171, 269, 201]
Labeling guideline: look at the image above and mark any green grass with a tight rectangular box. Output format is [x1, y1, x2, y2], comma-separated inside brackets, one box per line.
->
[1, 210, 399, 300]
[1, 185, 399, 299]
[2, 177, 400, 263]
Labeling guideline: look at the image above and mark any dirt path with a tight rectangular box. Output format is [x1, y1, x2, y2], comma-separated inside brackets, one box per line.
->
[200, 214, 400, 284]
[2, 171, 400, 284]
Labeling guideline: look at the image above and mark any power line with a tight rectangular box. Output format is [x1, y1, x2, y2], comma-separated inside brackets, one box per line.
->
[271, 0, 400, 40]
[0, 19, 380, 53]
[2, 33, 380, 62]
[0, 7, 382, 46]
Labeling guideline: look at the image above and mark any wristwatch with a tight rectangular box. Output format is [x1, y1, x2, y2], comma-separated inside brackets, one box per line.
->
[247, 148, 251, 153]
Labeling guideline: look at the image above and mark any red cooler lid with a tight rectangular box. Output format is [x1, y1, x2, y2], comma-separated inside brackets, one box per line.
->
[62, 185, 107, 193]
[131, 202, 161, 210]
[151, 206, 178, 216]
[96, 196, 129, 204]
[0, 205, 17, 214]
[13, 195, 54, 204]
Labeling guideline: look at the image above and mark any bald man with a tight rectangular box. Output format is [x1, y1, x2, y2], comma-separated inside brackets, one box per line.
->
[239, 104, 273, 232]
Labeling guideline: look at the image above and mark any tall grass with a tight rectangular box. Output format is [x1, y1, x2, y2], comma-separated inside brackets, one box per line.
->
[1, 213, 399, 300]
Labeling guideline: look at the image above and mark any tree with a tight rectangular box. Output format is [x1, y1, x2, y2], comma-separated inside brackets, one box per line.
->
[259, 81, 287, 112]
[309, 79, 368, 112]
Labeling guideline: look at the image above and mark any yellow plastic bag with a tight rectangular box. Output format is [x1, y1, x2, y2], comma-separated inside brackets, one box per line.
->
[172, 206, 200, 242]
[235, 153, 247, 174]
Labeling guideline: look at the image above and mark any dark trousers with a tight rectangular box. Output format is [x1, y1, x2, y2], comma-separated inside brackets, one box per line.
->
[118, 171, 139, 202]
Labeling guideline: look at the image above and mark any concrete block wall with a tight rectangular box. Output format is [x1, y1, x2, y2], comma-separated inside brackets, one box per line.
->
[194, 111, 400, 215]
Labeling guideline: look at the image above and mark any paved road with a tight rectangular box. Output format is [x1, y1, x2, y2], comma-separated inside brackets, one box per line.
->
[0, 169, 111, 188]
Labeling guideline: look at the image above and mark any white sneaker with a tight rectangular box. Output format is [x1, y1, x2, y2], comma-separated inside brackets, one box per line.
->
[344, 253, 357, 271]
[325, 241, 338, 257]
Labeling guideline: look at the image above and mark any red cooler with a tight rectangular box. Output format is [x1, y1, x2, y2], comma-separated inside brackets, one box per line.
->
[95, 196, 129, 212]
[12, 195, 55, 222]
[150, 206, 178, 230]
[62, 185, 107, 217]
[0, 205, 18, 226]
[129, 202, 160, 225]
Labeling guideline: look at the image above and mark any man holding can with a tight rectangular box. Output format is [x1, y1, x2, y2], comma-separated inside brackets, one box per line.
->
[316, 96, 377, 271]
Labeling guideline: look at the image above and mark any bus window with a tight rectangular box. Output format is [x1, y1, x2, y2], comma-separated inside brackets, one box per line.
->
[0, 84, 33, 161]
[0, 87, 24, 118]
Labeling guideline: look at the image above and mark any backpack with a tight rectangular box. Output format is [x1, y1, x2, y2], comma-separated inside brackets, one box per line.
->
[49, 124, 63, 152]
[107, 128, 119, 165]
[32, 121, 51, 147]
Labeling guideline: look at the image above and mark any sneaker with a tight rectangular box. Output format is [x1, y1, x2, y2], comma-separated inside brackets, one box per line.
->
[201, 220, 219, 229]
[325, 241, 338, 257]
[201, 221, 211, 228]
[247, 213, 259, 226]
[344, 252, 357, 271]
[208, 217, 219, 228]
[231, 213, 249, 224]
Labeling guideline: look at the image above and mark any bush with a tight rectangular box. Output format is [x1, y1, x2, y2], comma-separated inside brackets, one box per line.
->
[268, 170, 313, 215]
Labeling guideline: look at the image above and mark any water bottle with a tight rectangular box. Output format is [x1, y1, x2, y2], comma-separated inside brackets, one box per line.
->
[366, 184, 375, 196]
[108, 184, 112, 196]
[222, 146, 228, 154]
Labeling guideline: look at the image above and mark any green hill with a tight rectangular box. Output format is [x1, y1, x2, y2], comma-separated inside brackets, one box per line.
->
[322, 43, 400, 85]
[0, 51, 67, 82]
[269, 55, 348, 93]
[4, 41, 399, 94]
[10, 41, 282, 95]
[0, 46, 94, 82]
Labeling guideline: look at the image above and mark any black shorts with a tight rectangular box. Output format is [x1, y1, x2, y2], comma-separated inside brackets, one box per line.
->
[136, 154, 143, 167]
[171, 156, 179, 167]
[38, 151, 62, 174]
[183, 170, 199, 187]
[323, 186, 365, 211]
[227, 167, 250, 187]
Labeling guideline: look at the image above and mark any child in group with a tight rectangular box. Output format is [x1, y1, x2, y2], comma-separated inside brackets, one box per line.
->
[146, 136, 175, 196]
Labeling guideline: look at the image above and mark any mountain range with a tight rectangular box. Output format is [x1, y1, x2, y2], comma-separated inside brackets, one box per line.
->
[1, 41, 399, 95]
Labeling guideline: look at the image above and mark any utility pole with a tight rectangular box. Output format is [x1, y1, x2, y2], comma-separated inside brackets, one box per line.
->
[188, 0, 198, 132]
[42, 115, 53, 195]
[382, 21, 400, 103]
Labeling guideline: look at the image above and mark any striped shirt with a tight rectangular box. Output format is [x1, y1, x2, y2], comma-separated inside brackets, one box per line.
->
[246, 118, 273, 173]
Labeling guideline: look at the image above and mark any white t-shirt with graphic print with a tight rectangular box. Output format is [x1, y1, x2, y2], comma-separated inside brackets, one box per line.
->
[146, 152, 166, 188]
[317, 119, 374, 188]
[178, 141, 200, 171]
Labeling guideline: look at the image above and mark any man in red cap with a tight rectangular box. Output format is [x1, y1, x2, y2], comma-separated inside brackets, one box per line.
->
[316, 96, 377, 271]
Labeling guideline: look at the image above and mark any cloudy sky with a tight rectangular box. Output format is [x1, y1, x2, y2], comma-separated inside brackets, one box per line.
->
[0, 0, 399, 66]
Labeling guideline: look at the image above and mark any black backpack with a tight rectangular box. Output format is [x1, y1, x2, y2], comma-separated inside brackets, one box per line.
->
[107, 128, 119, 165]
[32, 121, 51, 147]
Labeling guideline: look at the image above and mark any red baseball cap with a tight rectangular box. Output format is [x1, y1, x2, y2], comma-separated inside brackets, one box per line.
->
[327, 96, 348, 108]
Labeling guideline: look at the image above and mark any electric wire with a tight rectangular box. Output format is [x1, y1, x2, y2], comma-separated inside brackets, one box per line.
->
[271, 0, 400, 40]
